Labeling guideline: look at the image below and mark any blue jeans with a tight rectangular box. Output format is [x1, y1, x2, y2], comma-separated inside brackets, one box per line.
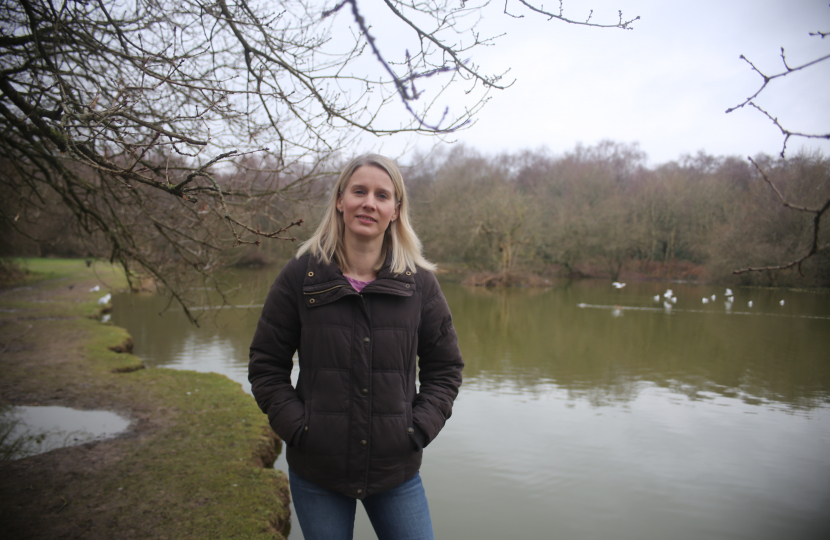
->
[289, 469, 434, 540]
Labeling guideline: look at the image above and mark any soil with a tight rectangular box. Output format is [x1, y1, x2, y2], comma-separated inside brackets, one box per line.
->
[0, 259, 290, 539]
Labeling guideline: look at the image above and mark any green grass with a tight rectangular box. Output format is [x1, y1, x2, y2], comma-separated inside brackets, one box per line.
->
[0, 258, 290, 539]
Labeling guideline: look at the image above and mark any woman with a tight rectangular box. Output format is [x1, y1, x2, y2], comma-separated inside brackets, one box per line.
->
[249, 154, 463, 540]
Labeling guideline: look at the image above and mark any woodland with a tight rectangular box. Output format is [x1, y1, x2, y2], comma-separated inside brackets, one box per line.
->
[5, 140, 829, 288]
[1, 0, 827, 319]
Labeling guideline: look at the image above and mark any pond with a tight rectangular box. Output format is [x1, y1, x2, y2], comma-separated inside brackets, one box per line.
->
[112, 269, 830, 540]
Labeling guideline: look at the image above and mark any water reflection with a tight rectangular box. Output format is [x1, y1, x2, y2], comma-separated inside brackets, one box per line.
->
[113, 267, 272, 394]
[445, 281, 830, 410]
[0, 405, 131, 460]
[430, 384, 830, 540]
[112, 270, 830, 540]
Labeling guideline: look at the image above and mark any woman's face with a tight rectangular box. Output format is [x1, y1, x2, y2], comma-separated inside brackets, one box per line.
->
[336, 165, 399, 245]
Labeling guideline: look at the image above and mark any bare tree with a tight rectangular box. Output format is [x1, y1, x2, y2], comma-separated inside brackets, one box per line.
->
[728, 12, 830, 276]
[0, 0, 636, 320]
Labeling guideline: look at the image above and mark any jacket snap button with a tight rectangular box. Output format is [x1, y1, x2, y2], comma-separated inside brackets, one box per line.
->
[356, 489, 363, 495]
[309, 298, 315, 304]
[304, 426, 308, 432]
[406, 271, 411, 276]
[308, 271, 314, 277]
[405, 284, 410, 288]
[407, 428, 414, 434]
[361, 388, 368, 395]
[363, 337, 370, 343]
[361, 439, 367, 446]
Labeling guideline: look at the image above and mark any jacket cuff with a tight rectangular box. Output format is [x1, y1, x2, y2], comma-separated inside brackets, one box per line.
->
[411, 424, 428, 451]
[288, 424, 304, 448]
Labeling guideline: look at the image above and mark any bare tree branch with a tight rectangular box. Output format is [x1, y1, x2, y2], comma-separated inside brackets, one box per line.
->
[726, 45, 830, 158]
[729, 10, 829, 276]
[512, 0, 639, 29]
[1, 0, 637, 320]
[733, 157, 830, 276]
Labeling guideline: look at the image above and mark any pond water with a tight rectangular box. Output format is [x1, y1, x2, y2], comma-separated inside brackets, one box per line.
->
[112, 269, 830, 540]
[0, 405, 131, 460]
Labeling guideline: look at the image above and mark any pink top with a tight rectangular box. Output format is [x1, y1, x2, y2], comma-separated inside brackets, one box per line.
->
[346, 275, 375, 293]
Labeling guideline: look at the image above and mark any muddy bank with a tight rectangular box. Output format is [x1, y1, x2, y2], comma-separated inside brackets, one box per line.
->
[456, 260, 710, 288]
[462, 270, 553, 287]
[0, 259, 290, 539]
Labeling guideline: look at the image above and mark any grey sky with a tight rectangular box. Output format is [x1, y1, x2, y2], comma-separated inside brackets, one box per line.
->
[359, 0, 830, 165]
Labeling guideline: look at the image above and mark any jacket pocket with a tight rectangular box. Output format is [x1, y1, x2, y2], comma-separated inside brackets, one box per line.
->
[301, 400, 349, 456]
[370, 402, 413, 459]
[406, 402, 423, 451]
[292, 399, 311, 448]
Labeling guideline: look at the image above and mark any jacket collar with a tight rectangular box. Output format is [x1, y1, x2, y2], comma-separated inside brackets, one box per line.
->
[302, 252, 415, 307]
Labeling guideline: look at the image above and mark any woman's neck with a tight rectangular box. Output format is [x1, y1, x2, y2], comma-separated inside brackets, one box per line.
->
[342, 235, 383, 281]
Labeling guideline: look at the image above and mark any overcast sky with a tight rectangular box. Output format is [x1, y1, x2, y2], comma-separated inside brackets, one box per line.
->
[355, 0, 830, 165]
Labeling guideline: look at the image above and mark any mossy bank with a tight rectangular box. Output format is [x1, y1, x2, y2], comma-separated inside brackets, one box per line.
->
[0, 259, 290, 539]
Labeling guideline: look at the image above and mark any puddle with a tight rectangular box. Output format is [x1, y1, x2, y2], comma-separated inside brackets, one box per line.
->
[0, 405, 131, 460]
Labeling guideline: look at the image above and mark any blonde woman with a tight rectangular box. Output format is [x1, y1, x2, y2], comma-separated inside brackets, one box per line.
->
[249, 154, 463, 540]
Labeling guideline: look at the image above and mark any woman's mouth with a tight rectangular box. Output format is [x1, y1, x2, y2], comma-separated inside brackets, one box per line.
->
[357, 215, 377, 223]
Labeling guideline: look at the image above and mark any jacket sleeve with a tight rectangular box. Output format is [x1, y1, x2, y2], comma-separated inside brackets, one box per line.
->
[413, 273, 464, 448]
[248, 259, 304, 446]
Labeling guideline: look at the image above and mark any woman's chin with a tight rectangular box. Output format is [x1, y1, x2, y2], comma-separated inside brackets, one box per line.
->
[344, 227, 383, 243]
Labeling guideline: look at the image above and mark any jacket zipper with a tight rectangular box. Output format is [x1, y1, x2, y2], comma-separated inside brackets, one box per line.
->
[303, 285, 345, 296]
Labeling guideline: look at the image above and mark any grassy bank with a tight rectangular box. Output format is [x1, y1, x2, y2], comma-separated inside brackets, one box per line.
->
[0, 259, 290, 539]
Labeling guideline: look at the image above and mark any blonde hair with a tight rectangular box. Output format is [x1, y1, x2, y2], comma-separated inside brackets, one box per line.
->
[296, 154, 436, 274]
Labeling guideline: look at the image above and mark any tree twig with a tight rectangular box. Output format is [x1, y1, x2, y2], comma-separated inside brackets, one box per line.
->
[733, 157, 830, 275]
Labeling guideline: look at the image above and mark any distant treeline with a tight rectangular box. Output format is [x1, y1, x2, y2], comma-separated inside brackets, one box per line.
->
[3, 140, 828, 288]
[403, 141, 829, 287]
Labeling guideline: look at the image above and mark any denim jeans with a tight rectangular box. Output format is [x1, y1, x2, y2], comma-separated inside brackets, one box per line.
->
[289, 468, 435, 540]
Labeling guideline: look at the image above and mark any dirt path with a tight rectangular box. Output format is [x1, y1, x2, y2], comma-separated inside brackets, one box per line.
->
[0, 259, 290, 539]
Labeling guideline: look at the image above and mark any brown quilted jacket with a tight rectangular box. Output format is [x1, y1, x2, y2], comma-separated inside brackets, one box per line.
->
[248, 253, 463, 499]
